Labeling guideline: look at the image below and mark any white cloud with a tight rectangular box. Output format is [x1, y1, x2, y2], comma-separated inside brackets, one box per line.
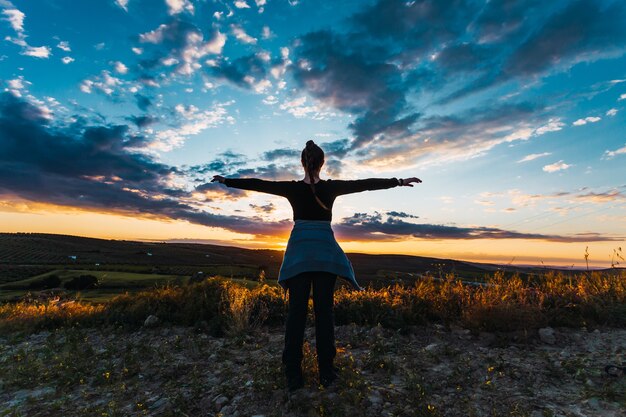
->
[234, 0, 250, 8]
[132, 47, 143, 55]
[603, 143, 626, 159]
[151, 103, 232, 151]
[279, 96, 330, 119]
[256, 51, 270, 62]
[79, 70, 123, 95]
[263, 95, 278, 105]
[213, 11, 223, 20]
[517, 152, 551, 163]
[572, 116, 601, 126]
[534, 118, 564, 135]
[255, 0, 266, 6]
[115, 0, 129, 11]
[22, 45, 51, 58]
[619, 93, 626, 101]
[231, 24, 256, 44]
[606, 108, 618, 116]
[61, 56, 74, 64]
[261, 26, 272, 39]
[56, 40, 71, 52]
[7, 76, 26, 90]
[177, 30, 226, 75]
[113, 61, 128, 74]
[543, 160, 571, 173]
[165, 0, 194, 15]
[2, 8, 24, 32]
[139, 24, 168, 43]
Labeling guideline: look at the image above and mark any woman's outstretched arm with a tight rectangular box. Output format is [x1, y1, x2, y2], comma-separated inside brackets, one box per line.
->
[212, 175, 291, 197]
[329, 177, 422, 196]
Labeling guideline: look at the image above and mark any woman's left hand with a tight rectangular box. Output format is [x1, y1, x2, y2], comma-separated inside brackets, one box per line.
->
[401, 177, 422, 187]
[211, 175, 225, 183]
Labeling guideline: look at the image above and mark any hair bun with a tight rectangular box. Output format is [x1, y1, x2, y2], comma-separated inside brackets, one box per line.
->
[306, 140, 315, 147]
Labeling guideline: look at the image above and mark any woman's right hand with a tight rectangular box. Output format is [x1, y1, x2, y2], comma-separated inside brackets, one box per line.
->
[211, 175, 225, 183]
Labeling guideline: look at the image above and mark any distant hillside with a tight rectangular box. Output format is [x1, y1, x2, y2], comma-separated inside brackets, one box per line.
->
[0, 233, 588, 286]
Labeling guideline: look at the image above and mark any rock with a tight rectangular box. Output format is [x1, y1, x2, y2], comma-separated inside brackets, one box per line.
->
[144, 315, 160, 327]
[368, 390, 383, 406]
[530, 411, 543, 417]
[214, 394, 229, 411]
[539, 327, 556, 344]
[424, 343, 439, 352]
[478, 332, 496, 347]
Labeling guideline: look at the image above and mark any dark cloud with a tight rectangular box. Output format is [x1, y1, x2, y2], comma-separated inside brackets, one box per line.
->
[188, 151, 248, 175]
[249, 202, 275, 213]
[287, 0, 626, 157]
[504, 0, 626, 77]
[127, 115, 158, 128]
[262, 148, 300, 161]
[332, 212, 619, 243]
[134, 94, 152, 111]
[387, 211, 419, 219]
[209, 54, 268, 89]
[291, 30, 419, 150]
[0, 92, 293, 238]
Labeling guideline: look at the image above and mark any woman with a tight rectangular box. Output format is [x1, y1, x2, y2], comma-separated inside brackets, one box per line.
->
[212, 140, 421, 391]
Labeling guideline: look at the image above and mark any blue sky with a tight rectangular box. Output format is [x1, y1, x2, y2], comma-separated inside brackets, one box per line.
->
[1, 0, 625, 266]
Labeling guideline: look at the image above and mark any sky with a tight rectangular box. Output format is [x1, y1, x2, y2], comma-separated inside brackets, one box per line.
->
[1, 0, 625, 267]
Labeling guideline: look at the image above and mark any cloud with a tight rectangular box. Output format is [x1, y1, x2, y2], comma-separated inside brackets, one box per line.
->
[22, 45, 51, 58]
[0, 91, 295, 238]
[518, 152, 552, 163]
[165, 0, 194, 15]
[332, 212, 616, 243]
[292, 30, 418, 150]
[543, 160, 572, 173]
[115, 0, 129, 11]
[138, 19, 225, 76]
[1, 7, 24, 32]
[231, 24, 257, 44]
[262, 148, 300, 161]
[572, 116, 601, 126]
[57, 40, 71, 52]
[503, 0, 626, 78]
[606, 108, 618, 116]
[249, 202, 275, 213]
[151, 102, 233, 151]
[113, 61, 128, 74]
[619, 93, 626, 101]
[234, 0, 250, 8]
[603, 143, 626, 159]
[127, 115, 158, 128]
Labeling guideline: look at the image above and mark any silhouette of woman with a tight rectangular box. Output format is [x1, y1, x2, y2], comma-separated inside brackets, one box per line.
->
[212, 140, 421, 391]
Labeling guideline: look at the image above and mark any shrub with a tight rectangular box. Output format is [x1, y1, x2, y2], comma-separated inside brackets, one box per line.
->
[27, 274, 62, 290]
[64, 275, 99, 290]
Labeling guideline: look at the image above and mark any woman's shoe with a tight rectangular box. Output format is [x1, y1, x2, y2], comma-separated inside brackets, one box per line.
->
[285, 367, 305, 392]
[319, 366, 339, 388]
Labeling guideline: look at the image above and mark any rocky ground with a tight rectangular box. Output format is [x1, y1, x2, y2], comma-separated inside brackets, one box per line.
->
[0, 322, 624, 417]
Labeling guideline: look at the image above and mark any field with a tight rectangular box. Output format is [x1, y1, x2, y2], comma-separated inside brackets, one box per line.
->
[1, 233, 625, 416]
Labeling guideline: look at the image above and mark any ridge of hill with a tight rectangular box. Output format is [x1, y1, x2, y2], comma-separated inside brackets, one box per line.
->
[0, 233, 605, 286]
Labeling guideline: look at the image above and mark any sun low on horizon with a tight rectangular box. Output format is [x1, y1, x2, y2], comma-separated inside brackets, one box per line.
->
[1, 0, 625, 268]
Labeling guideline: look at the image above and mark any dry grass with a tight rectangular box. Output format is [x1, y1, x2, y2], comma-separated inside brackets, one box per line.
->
[1, 270, 624, 335]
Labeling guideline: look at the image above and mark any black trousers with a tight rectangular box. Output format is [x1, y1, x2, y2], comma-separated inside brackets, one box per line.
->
[282, 271, 337, 372]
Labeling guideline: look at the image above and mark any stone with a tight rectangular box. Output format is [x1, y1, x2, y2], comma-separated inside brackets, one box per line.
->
[424, 343, 439, 352]
[539, 327, 556, 344]
[144, 315, 160, 327]
[214, 395, 229, 411]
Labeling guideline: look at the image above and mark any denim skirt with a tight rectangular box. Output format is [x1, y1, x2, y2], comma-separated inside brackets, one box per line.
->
[278, 220, 363, 292]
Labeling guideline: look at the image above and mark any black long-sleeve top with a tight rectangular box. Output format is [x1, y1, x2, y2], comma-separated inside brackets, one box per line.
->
[223, 177, 401, 221]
